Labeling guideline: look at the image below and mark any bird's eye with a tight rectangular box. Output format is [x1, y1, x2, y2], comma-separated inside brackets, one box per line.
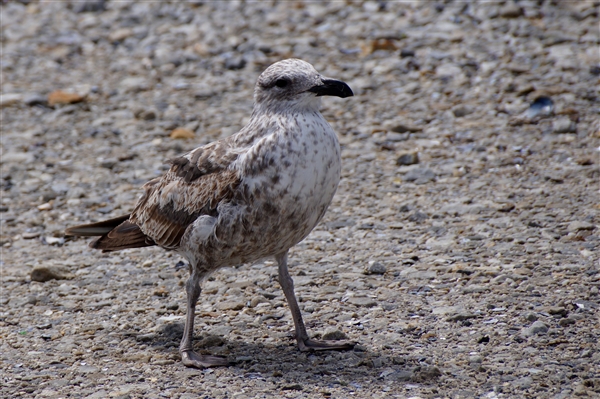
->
[275, 79, 289, 88]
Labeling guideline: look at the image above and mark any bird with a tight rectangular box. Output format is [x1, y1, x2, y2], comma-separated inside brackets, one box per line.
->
[65, 58, 355, 368]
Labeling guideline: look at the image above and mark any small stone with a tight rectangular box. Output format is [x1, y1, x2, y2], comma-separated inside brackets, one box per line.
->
[408, 211, 428, 222]
[198, 335, 225, 347]
[400, 48, 415, 58]
[120, 77, 149, 93]
[403, 168, 436, 184]
[109, 28, 134, 42]
[282, 384, 303, 391]
[23, 94, 48, 107]
[37, 202, 53, 211]
[497, 203, 515, 212]
[322, 328, 348, 341]
[216, 301, 244, 311]
[250, 296, 268, 307]
[553, 117, 577, 134]
[136, 108, 157, 121]
[30, 265, 69, 282]
[385, 369, 413, 381]
[525, 96, 554, 119]
[43, 236, 65, 246]
[499, 3, 523, 18]
[452, 105, 473, 118]
[73, 0, 106, 13]
[396, 152, 419, 166]
[413, 366, 442, 382]
[0, 93, 23, 107]
[365, 261, 386, 275]
[136, 333, 157, 342]
[98, 157, 118, 169]
[224, 56, 246, 70]
[523, 312, 538, 322]
[170, 128, 195, 139]
[567, 221, 595, 232]
[390, 124, 422, 133]
[546, 306, 568, 317]
[347, 296, 377, 307]
[522, 320, 548, 337]
[558, 317, 576, 327]
[48, 91, 85, 106]
[514, 376, 533, 389]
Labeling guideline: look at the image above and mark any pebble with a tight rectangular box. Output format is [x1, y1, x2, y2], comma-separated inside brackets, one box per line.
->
[30, 265, 70, 282]
[567, 221, 595, 232]
[0, 93, 23, 107]
[499, 3, 523, 18]
[396, 152, 419, 166]
[553, 117, 577, 134]
[347, 297, 377, 307]
[525, 96, 554, 119]
[169, 128, 195, 139]
[47, 91, 85, 106]
[364, 261, 386, 275]
[216, 301, 245, 311]
[523, 312, 538, 322]
[521, 321, 549, 337]
[452, 105, 473, 118]
[403, 168, 436, 184]
[322, 328, 348, 341]
[23, 94, 48, 107]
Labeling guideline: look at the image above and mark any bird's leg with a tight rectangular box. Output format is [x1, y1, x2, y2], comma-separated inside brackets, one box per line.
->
[180, 268, 229, 368]
[275, 251, 355, 352]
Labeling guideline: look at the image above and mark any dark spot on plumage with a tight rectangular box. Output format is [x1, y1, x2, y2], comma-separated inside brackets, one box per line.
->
[271, 174, 280, 184]
[263, 202, 278, 216]
[170, 156, 204, 183]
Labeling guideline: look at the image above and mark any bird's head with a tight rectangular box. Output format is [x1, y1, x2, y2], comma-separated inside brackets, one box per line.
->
[253, 59, 353, 112]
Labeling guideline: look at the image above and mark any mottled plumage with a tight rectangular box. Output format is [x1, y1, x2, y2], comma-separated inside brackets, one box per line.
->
[66, 59, 355, 368]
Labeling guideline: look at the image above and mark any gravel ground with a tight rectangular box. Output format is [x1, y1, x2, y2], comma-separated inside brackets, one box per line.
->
[1, 1, 599, 398]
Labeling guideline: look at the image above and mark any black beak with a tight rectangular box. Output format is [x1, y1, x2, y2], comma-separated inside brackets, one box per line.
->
[308, 79, 354, 98]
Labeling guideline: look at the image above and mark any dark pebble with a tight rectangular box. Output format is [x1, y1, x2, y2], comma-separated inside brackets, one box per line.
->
[396, 152, 419, 166]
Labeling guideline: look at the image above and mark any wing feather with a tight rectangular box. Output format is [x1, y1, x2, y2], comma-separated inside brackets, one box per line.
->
[129, 142, 241, 249]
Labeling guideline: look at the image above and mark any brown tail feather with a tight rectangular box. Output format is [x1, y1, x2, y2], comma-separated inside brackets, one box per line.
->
[65, 215, 155, 252]
[65, 214, 131, 236]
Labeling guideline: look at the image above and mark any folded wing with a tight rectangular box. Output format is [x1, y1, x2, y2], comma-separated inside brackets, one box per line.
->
[65, 141, 241, 252]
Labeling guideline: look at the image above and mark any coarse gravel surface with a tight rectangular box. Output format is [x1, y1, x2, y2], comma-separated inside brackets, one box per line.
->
[1, 1, 599, 398]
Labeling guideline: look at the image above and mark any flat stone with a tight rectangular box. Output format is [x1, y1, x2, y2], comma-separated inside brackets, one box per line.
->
[396, 152, 419, 166]
[30, 265, 70, 282]
[364, 261, 386, 275]
[553, 117, 577, 134]
[347, 297, 377, 307]
[216, 301, 244, 311]
[322, 328, 348, 341]
[567, 221, 595, 232]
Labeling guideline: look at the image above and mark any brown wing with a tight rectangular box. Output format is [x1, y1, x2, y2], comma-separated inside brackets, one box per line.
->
[129, 143, 241, 249]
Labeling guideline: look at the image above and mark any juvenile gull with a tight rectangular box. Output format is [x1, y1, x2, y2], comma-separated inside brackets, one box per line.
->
[65, 59, 354, 368]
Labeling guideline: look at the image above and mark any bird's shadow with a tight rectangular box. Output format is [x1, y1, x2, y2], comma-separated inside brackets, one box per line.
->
[130, 322, 442, 389]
